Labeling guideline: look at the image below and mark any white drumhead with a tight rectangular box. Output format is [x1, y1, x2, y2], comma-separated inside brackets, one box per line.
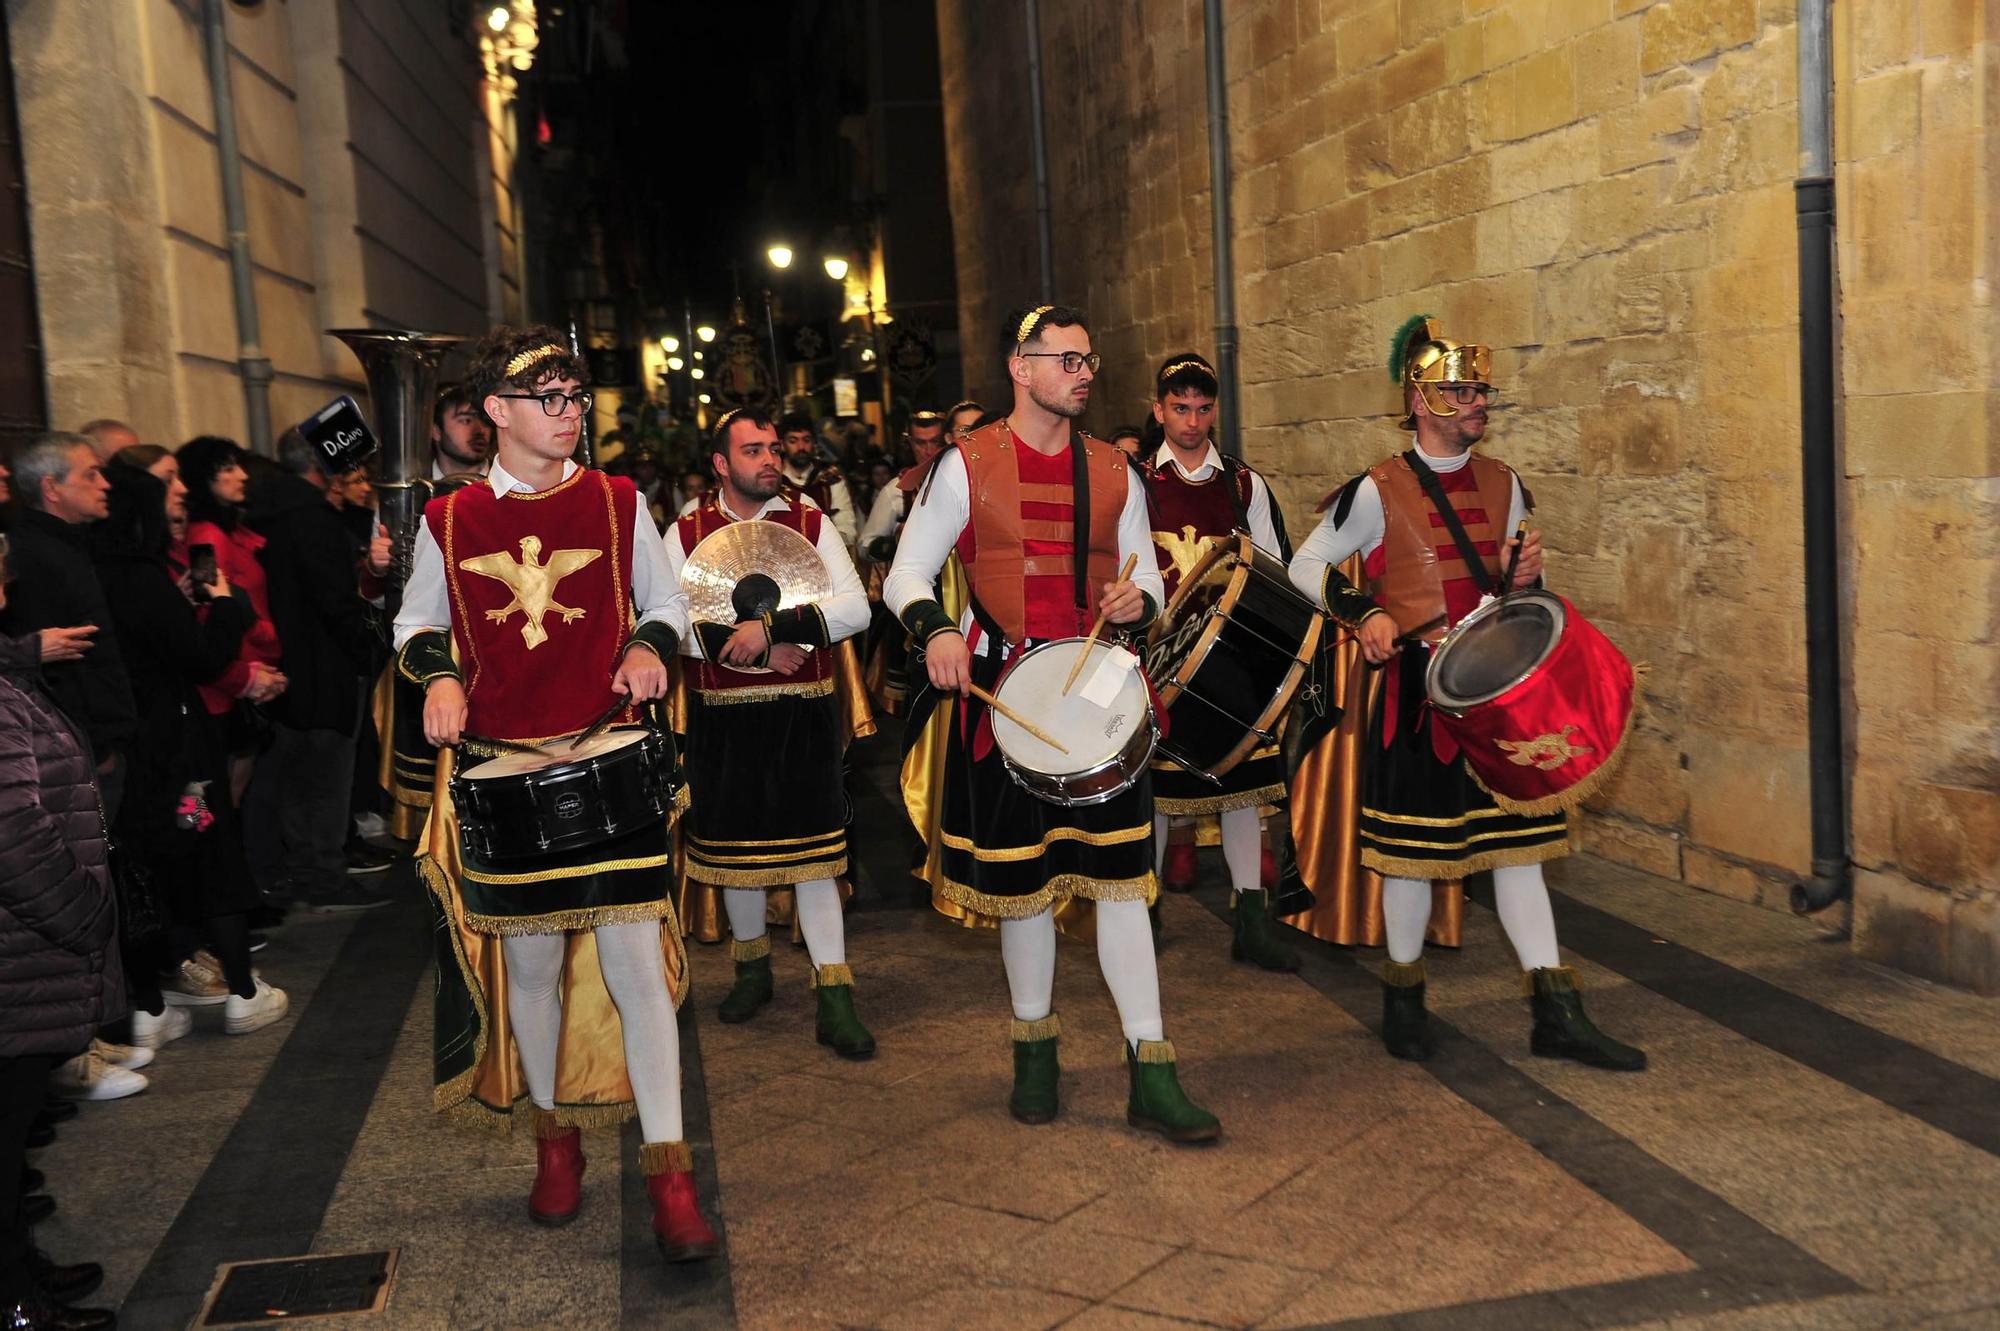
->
[460, 726, 648, 778]
[990, 640, 1147, 775]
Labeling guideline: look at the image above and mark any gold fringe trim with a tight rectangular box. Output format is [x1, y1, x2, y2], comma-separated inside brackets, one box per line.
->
[1521, 965, 1580, 997]
[730, 935, 772, 962]
[462, 852, 672, 886]
[462, 898, 676, 937]
[528, 1104, 573, 1140]
[692, 678, 836, 705]
[812, 962, 854, 988]
[939, 823, 1151, 862]
[638, 1140, 693, 1175]
[934, 870, 1158, 921]
[420, 854, 490, 1118]
[687, 856, 848, 889]
[1125, 1038, 1178, 1065]
[1383, 959, 1428, 988]
[1360, 838, 1568, 881]
[438, 1093, 638, 1137]
[1470, 696, 1641, 817]
[1011, 1013, 1062, 1042]
[1153, 783, 1285, 816]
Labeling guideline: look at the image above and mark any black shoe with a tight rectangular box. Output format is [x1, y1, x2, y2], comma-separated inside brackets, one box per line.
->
[21, 1167, 43, 1194]
[1528, 967, 1647, 1072]
[344, 840, 394, 876]
[31, 1251, 103, 1305]
[2, 1299, 119, 1330]
[23, 1193, 55, 1225]
[1381, 962, 1435, 1062]
[34, 1101, 77, 1127]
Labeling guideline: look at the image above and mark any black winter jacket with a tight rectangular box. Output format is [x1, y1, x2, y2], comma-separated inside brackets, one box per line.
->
[0, 508, 137, 760]
[247, 471, 385, 733]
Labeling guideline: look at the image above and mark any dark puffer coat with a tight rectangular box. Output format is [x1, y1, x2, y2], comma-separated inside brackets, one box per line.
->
[0, 632, 124, 1056]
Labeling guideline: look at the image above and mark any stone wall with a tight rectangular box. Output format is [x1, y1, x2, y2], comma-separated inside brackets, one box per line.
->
[7, 0, 509, 445]
[936, 0, 1999, 989]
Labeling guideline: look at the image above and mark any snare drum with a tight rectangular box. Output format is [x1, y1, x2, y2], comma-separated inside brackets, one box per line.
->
[1424, 590, 1635, 815]
[452, 726, 680, 861]
[1144, 534, 1322, 782]
[988, 637, 1158, 807]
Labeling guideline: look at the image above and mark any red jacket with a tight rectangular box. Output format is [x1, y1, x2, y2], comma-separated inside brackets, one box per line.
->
[187, 517, 283, 715]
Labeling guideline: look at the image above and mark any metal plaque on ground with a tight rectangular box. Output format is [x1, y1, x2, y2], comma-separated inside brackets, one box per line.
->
[197, 1250, 399, 1326]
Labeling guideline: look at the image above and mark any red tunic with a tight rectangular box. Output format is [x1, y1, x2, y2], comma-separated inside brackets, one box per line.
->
[1145, 459, 1253, 603]
[427, 469, 638, 742]
[674, 498, 832, 694]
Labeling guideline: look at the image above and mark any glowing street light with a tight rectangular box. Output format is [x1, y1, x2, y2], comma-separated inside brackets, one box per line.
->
[666, 356, 684, 371]
[661, 335, 679, 354]
[690, 367, 705, 380]
[695, 325, 716, 343]
[698, 393, 711, 404]
[487, 6, 509, 32]
[766, 244, 794, 270]
[823, 255, 850, 281]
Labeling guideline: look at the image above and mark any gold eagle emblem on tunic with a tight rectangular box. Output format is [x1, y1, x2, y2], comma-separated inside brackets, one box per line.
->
[458, 535, 603, 649]
[1495, 724, 1595, 770]
[1153, 525, 1218, 585]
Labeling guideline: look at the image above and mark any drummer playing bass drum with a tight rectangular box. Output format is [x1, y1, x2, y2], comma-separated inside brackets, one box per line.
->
[1288, 314, 1645, 1073]
[884, 303, 1221, 1142]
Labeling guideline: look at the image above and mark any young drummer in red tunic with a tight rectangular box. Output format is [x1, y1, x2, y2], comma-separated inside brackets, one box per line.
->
[394, 325, 719, 1263]
[665, 407, 876, 1056]
[1288, 315, 1644, 1072]
[885, 304, 1219, 1142]
[1140, 352, 1298, 971]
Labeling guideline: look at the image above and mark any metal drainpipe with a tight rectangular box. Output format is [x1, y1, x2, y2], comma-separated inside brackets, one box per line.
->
[200, 0, 274, 455]
[1202, 0, 1241, 459]
[1792, 0, 1848, 913]
[1024, 0, 1054, 302]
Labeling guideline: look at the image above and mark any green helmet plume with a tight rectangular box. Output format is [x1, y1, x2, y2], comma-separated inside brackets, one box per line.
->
[1388, 312, 1437, 384]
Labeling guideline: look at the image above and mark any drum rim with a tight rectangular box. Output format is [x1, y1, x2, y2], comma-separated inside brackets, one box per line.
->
[454, 725, 664, 782]
[990, 636, 1159, 804]
[1424, 589, 1568, 712]
[1150, 533, 1250, 708]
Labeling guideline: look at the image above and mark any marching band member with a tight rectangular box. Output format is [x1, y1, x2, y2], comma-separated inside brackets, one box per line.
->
[394, 325, 719, 1263]
[777, 411, 858, 550]
[885, 304, 1219, 1142]
[665, 408, 877, 1057]
[1140, 352, 1298, 972]
[1288, 315, 1645, 1072]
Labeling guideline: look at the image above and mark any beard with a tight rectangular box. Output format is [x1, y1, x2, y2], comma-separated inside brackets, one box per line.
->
[731, 463, 783, 502]
[1027, 380, 1087, 419]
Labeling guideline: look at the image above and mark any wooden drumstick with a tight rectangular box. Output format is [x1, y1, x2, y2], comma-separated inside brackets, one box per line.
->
[966, 683, 1070, 755]
[1061, 552, 1140, 695]
[1500, 519, 1529, 593]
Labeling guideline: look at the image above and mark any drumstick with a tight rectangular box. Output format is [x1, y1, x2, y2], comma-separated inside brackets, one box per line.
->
[1061, 552, 1139, 695]
[1500, 520, 1529, 594]
[569, 697, 629, 751]
[966, 683, 1070, 755]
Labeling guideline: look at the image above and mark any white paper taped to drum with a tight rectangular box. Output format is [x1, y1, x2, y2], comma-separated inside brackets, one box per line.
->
[1078, 645, 1138, 708]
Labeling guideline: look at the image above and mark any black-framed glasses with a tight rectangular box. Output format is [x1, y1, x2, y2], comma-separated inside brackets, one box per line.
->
[496, 389, 593, 416]
[1019, 351, 1101, 375]
[1439, 383, 1494, 405]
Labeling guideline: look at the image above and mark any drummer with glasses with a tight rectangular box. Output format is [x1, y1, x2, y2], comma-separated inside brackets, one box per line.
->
[393, 324, 722, 1264]
[1288, 314, 1645, 1073]
[1139, 352, 1299, 971]
[884, 303, 1220, 1143]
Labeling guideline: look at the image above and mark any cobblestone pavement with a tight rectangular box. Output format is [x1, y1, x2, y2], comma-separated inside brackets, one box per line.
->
[37, 733, 2000, 1330]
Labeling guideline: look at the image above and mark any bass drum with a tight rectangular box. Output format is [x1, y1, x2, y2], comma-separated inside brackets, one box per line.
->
[988, 637, 1157, 807]
[1144, 533, 1322, 782]
[452, 725, 680, 862]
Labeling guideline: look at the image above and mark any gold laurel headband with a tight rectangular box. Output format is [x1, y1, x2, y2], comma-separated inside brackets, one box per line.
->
[504, 344, 565, 378]
[1159, 359, 1210, 380]
[1015, 305, 1055, 344]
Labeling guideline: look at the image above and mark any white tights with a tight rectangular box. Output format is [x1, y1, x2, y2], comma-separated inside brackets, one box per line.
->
[998, 899, 1164, 1044]
[720, 879, 845, 966]
[502, 922, 684, 1142]
[1382, 863, 1561, 970]
[1153, 808, 1265, 895]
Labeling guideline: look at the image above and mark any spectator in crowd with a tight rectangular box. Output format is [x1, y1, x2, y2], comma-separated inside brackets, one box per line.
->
[93, 463, 288, 1045]
[946, 400, 984, 444]
[430, 382, 492, 478]
[678, 466, 709, 515]
[241, 433, 394, 913]
[77, 419, 139, 463]
[0, 535, 123, 1331]
[0, 434, 135, 819]
[1108, 425, 1144, 460]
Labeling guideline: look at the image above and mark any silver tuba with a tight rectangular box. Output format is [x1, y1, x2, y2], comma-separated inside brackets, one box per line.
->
[328, 329, 462, 604]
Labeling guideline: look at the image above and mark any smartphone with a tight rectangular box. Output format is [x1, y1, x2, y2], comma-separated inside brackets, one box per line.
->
[188, 543, 218, 603]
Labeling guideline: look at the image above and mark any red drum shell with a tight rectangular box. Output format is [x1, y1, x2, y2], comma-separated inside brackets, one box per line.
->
[1432, 597, 1635, 816]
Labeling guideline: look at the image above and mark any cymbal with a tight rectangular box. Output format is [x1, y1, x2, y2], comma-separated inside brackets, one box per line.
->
[683, 521, 828, 673]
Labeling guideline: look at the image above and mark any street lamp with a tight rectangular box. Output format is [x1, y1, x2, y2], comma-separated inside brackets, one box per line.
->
[486, 6, 509, 32]
[767, 244, 794, 270]
[667, 356, 684, 371]
[698, 393, 711, 404]
[696, 325, 716, 343]
[823, 256, 849, 281]
[661, 335, 679, 354]
[690, 367, 705, 380]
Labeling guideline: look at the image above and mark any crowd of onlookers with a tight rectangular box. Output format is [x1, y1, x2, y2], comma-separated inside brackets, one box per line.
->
[0, 420, 399, 1330]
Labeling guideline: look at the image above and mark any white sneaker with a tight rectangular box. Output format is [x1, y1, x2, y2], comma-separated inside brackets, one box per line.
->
[224, 978, 290, 1035]
[160, 950, 231, 1006]
[91, 1037, 154, 1072]
[131, 1005, 194, 1049]
[50, 1050, 148, 1101]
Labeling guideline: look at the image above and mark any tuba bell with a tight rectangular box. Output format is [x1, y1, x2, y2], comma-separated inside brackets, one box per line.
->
[329, 329, 462, 605]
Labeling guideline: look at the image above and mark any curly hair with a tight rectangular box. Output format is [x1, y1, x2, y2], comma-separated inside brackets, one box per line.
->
[464, 324, 590, 413]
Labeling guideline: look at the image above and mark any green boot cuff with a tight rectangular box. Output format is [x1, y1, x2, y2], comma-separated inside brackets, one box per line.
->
[1124, 1037, 1178, 1065]
[1524, 964, 1579, 996]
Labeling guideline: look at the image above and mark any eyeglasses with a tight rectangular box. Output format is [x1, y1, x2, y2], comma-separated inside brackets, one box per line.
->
[495, 390, 593, 417]
[1439, 383, 1495, 405]
[1019, 351, 1101, 375]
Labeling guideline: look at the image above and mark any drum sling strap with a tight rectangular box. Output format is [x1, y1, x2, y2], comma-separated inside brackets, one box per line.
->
[1402, 449, 1497, 597]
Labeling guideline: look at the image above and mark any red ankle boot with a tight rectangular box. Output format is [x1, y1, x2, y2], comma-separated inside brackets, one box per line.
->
[1164, 842, 1196, 892]
[527, 1108, 585, 1226]
[643, 1142, 719, 1262]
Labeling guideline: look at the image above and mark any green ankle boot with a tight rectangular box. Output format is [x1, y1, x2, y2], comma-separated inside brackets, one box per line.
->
[1381, 959, 1435, 1062]
[716, 937, 774, 1024]
[812, 964, 876, 1059]
[1009, 1014, 1062, 1125]
[1527, 966, 1647, 1071]
[1230, 890, 1300, 972]
[1125, 1039, 1220, 1143]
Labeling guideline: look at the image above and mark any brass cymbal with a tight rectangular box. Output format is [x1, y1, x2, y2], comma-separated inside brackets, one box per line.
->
[683, 521, 829, 673]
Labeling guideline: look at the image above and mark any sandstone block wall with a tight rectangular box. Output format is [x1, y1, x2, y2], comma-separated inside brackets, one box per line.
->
[936, 0, 1998, 990]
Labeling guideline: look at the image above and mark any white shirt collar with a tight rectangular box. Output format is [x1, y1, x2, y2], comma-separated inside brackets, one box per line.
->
[716, 490, 791, 523]
[1411, 445, 1472, 474]
[487, 457, 577, 497]
[1153, 441, 1223, 480]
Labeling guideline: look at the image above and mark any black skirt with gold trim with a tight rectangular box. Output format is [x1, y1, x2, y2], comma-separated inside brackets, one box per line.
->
[1359, 650, 1567, 878]
[1152, 743, 1286, 816]
[935, 652, 1158, 920]
[458, 816, 675, 936]
[683, 688, 848, 888]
